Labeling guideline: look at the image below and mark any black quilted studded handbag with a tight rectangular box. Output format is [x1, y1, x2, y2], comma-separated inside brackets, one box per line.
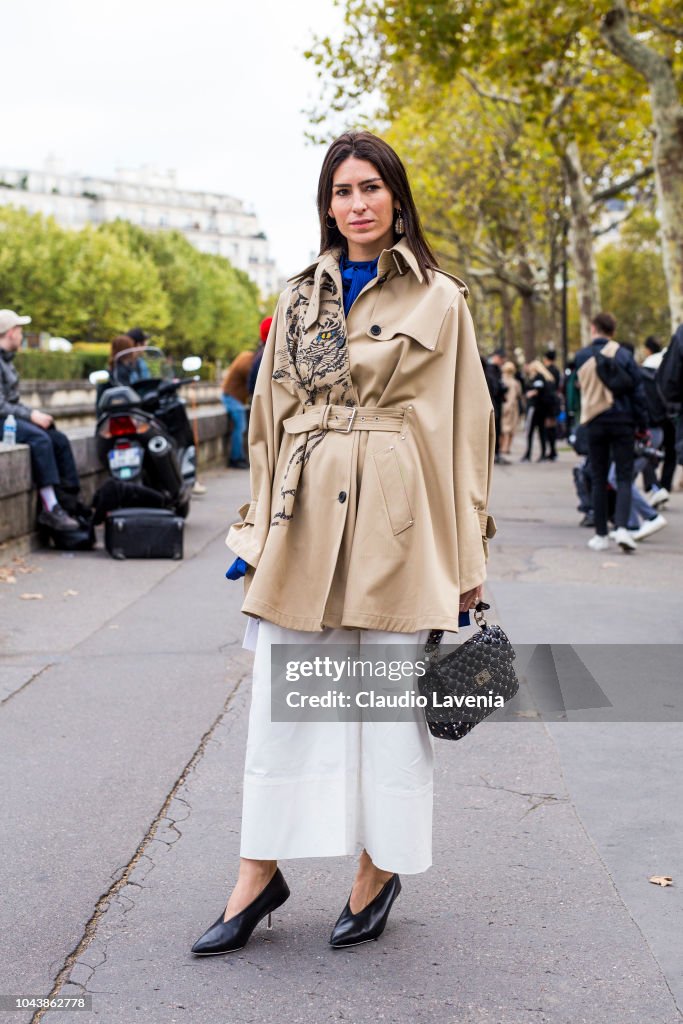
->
[418, 602, 519, 741]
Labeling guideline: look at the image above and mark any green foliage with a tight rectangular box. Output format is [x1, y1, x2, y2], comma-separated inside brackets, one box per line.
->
[96, 221, 262, 360]
[0, 206, 79, 331]
[596, 210, 670, 344]
[0, 207, 263, 365]
[14, 349, 108, 380]
[305, 0, 678, 350]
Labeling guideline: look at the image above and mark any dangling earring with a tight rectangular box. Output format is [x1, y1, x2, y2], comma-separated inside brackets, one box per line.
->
[326, 214, 337, 229]
[395, 209, 405, 235]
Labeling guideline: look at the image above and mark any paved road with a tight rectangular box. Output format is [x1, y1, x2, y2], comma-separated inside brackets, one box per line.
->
[1, 443, 681, 1024]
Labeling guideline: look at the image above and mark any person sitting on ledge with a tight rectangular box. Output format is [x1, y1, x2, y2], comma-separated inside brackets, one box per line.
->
[0, 309, 81, 532]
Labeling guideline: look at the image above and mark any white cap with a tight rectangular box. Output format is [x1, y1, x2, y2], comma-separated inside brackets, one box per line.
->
[0, 310, 32, 334]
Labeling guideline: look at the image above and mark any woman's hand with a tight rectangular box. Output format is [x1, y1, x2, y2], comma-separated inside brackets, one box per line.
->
[459, 583, 484, 613]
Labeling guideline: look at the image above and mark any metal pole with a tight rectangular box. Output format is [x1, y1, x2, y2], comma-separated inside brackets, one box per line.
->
[561, 217, 569, 371]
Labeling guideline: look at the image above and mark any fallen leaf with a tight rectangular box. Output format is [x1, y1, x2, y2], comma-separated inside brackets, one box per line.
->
[63, 589, 79, 597]
[0, 569, 17, 584]
[12, 557, 38, 575]
[649, 875, 673, 887]
[513, 710, 540, 719]
[601, 562, 619, 568]
[20, 593, 44, 600]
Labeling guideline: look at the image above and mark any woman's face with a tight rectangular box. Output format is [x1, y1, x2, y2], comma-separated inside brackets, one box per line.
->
[328, 156, 398, 259]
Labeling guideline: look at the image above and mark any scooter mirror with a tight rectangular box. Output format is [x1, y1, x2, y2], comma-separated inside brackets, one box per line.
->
[89, 370, 110, 385]
[182, 356, 202, 373]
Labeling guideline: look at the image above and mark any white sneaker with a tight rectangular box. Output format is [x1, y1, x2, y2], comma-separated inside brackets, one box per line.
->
[631, 514, 667, 541]
[588, 534, 610, 551]
[609, 528, 638, 540]
[613, 527, 637, 552]
[647, 487, 669, 508]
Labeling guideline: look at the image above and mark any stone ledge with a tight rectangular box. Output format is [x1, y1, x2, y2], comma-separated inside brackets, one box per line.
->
[0, 407, 229, 547]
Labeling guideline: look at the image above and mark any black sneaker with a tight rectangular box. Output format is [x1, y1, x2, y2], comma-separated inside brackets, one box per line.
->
[38, 503, 80, 531]
[229, 459, 250, 469]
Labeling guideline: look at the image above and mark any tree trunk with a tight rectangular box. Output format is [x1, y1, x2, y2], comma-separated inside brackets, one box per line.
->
[500, 286, 516, 357]
[562, 140, 601, 345]
[601, 1, 683, 329]
[517, 263, 536, 361]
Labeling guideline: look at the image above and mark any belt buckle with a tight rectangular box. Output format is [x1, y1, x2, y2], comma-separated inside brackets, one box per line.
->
[331, 408, 357, 433]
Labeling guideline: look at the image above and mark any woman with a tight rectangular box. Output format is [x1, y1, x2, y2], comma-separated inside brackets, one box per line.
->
[108, 334, 139, 386]
[191, 131, 496, 955]
[521, 359, 557, 461]
[500, 360, 522, 454]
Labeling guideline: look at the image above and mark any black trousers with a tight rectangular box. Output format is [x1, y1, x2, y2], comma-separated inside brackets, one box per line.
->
[1, 418, 80, 490]
[524, 408, 546, 459]
[587, 420, 635, 535]
[659, 417, 677, 491]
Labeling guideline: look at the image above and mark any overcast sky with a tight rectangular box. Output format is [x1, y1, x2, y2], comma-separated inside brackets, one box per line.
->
[4, 0, 345, 281]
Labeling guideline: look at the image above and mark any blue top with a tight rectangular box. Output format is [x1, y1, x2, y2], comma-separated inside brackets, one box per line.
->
[340, 252, 379, 316]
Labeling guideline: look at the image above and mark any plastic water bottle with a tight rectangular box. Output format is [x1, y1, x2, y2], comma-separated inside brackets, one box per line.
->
[2, 413, 17, 446]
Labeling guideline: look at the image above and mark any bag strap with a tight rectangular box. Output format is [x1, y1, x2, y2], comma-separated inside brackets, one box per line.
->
[425, 602, 491, 656]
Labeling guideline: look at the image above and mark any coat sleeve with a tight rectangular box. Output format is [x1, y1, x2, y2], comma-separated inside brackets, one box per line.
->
[225, 294, 284, 569]
[451, 293, 497, 593]
[0, 365, 33, 420]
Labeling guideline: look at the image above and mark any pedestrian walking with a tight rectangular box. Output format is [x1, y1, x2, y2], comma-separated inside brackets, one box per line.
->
[487, 349, 508, 463]
[520, 359, 556, 461]
[541, 349, 562, 458]
[500, 360, 522, 454]
[191, 130, 497, 956]
[575, 312, 648, 552]
[221, 348, 256, 468]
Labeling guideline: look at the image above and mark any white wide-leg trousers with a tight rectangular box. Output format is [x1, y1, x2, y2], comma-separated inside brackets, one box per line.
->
[239, 620, 435, 874]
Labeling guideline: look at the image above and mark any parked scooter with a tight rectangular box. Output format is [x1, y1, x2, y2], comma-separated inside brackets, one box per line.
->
[90, 348, 202, 519]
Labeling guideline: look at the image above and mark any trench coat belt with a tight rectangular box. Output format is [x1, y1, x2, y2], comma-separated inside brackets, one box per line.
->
[282, 404, 407, 434]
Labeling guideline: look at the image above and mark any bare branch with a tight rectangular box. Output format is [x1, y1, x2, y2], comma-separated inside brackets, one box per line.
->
[631, 10, 683, 40]
[591, 204, 640, 238]
[591, 165, 654, 203]
[460, 71, 522, 106]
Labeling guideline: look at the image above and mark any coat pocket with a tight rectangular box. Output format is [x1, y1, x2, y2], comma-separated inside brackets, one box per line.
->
[373, 446, 414, 535]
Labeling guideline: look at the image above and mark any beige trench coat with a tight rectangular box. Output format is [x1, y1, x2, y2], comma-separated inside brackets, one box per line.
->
[226, 237, 497, 633]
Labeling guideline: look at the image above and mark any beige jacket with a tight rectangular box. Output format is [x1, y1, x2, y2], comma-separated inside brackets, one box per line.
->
[577, 341, 617, 425]
[226, 237, 497, 633]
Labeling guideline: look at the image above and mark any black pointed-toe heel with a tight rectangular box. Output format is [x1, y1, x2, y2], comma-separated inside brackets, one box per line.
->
[191, 867, 290, 956]
[329, 873, 401, 948]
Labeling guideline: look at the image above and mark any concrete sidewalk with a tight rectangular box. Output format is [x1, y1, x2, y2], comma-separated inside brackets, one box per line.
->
[1, 449, 681, 1024]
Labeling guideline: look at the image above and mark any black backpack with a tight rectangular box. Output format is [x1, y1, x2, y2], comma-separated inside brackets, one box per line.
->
[655, 328, 683, 404]
[594, 344, 634, 397]
[639, 366, 668, 427]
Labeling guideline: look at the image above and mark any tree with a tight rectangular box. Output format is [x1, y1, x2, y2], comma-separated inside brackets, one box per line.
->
[306, 0, 663, 342]
[97, 221, 262, 358]
[0, 206, 76, 331]
[0, 207, 168, 340]
[601, 1, 683, 328]
[64, 225, 169, 341]
[596, 208, 670, 344]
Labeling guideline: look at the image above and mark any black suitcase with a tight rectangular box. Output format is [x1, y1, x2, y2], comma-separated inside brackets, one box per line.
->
[105, 507, 184, 560]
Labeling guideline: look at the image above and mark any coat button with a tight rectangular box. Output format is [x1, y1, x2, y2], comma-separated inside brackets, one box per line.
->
[370, 324, 381, 336]
[338, 491, 347, 503]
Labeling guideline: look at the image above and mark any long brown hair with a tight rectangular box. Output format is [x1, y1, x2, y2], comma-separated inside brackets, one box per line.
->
[108, 334, 136, 372]
[316, 131, 438, 280]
